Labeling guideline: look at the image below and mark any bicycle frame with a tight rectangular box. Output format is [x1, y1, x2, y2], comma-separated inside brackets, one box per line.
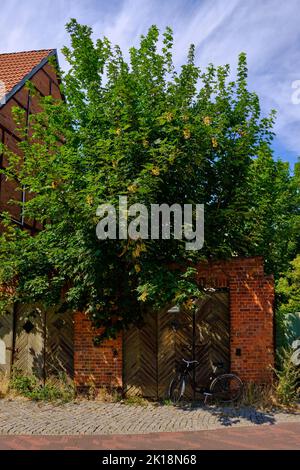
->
[177, 360, 222, 393]
[169, 356, 243, 404]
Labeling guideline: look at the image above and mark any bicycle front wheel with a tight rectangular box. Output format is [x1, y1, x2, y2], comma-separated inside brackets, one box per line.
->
[210, 374, 243, 404]
[168, 374, 186, 404]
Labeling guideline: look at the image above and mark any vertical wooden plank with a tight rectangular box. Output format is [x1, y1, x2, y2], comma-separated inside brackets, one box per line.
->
[157, 306, 175, 399]
[123, 310, 158, 399]
[194, 292, 230, 388]
[0, 305, 14, 375]
[174, 307, 194, 399]
[45, 307, 74, 381]
[138, 311, 158, 398]
[123, 324, 142, 396]
[13, 304, 45, 378]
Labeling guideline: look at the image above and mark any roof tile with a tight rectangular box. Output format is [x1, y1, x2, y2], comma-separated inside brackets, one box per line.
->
[0, 49, 54, 99]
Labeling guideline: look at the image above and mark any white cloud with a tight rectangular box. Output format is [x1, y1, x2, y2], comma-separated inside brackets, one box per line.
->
[0, 0, 299, 164]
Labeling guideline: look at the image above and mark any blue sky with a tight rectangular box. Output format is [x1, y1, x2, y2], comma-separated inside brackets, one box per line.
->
[1, 0, 299, 167]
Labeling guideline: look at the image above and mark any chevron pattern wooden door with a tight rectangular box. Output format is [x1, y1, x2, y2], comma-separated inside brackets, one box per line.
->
[45, 308, 74, 381]
[13, 304, 45, 378]
[167, 306, 194, 399]
[123, 310, 157, 397]
[157, 307, 175, 398]
[13, 304, 74, 381]
[194, 292, 230, 387]
[0, 306, 14, 374]
[124, 291, 230, 400]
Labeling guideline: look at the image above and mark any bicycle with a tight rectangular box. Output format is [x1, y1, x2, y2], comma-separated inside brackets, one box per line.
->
[168, 347, 243, 404]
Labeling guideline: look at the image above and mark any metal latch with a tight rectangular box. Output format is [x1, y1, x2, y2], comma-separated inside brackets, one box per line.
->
[6, 347, 19, 353]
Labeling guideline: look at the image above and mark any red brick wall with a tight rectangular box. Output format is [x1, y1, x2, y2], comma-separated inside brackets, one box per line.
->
[74, 311, 122, 391]
[74, 256, 274, 390]
[195, 257, 274, 383]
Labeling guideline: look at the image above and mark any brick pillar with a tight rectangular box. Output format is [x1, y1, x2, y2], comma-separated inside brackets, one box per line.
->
[230, 274, 274, 383]
[74, 312, 123, 391]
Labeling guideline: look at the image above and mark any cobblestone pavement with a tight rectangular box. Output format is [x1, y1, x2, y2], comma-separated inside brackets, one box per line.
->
[0, 399, 299, 435]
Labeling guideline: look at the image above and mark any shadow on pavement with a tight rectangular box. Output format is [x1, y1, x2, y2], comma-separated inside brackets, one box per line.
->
[174, 402, 278, 426]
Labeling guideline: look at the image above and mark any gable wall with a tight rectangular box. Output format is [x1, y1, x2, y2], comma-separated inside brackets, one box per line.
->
[0, 60, 61, 232]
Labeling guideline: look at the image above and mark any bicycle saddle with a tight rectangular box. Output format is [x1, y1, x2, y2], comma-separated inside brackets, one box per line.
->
[182, 359, 199, 364]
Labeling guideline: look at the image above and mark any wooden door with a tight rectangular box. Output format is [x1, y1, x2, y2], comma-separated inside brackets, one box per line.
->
[194, 292, 230, 387]
[164, 306, 194, 399]
[124, 307, 195, 399]
[13, 304, 45, 379]
[45, 307, 74, 381]
[13, 304, 74, 381]
[157, 306, 175, 398]
[123, 311, 157, 397]
[123, 291, 230, 400]
[0, 306, 14, 375]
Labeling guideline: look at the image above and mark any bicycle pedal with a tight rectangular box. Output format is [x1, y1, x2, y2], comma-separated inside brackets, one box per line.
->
[203, 392, 212, 396]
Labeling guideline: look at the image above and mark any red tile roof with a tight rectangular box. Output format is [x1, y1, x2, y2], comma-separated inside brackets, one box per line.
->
[0, 49, 54, 99]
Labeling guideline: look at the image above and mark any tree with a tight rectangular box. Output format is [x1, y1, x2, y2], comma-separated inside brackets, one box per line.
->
[0, 20, 298, 340]
[276, 254, 300, 348]
[277, 255, 300, 314]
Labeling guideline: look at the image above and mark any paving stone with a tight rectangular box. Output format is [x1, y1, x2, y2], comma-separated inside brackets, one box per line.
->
[0, 399, 299, 435]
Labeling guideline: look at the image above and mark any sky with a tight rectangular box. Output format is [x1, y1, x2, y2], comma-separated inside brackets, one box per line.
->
[0, 0, 299, 167]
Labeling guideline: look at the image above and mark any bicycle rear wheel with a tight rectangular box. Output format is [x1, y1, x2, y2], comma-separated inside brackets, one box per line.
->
[210, 374, 243, 404]
[168, 375, 186, 404]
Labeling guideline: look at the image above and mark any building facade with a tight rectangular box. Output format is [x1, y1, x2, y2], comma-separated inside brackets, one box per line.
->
[0, 51, 275, 395]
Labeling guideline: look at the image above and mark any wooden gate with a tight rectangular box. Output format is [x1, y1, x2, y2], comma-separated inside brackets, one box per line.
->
[13, 304, 45, 378]
[0, 306, 14, 375]
[0, 303, 74, 381]
[45, 306, 74, 381]
[123, 291, 229, 399]
[123, 311, 158, 397]
[194, 292, 230, 388]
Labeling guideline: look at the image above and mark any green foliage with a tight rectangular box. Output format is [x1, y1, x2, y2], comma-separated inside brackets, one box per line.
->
[276, 255, 300, 348]
[10, 373, 37, 396]
[277, 255, 300, 311]
[276, 310, 300, 350]
[160, 398, 173, 406]
[274, 348, 299, 406]
[121, 395, 149, 406]
[9, 372, 75, 402]
[0, 372, 10, 398]
[0, 20, 299, 339]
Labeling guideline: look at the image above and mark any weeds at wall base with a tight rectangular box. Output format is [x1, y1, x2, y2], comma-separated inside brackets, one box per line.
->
[6, 370, 76, 403]
[0, 368, 299, 409]
[0, 372, 9, 398]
